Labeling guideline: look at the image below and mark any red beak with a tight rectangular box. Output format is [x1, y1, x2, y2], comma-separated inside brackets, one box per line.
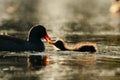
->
[44, 33, 54, 45]
[45, 33, 51, 41]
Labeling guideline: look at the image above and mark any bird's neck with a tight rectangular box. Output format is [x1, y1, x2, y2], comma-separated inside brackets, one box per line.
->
[60, 45, 68, 50]
[60, 43, 73, 51]
[28, 36, 41, 42]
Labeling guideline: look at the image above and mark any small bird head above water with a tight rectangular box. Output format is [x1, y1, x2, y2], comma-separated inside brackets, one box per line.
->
[53, 40, 67, 50]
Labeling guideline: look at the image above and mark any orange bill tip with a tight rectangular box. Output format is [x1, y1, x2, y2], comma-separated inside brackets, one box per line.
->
[48, 40, 54, 45]
[44, 33, 54, 45]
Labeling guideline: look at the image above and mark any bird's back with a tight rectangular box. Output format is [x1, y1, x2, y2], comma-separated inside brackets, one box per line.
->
[0, 35, 27, 51]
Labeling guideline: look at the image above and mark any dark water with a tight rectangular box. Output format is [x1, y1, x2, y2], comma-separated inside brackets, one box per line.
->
[0, 0, 120, 80]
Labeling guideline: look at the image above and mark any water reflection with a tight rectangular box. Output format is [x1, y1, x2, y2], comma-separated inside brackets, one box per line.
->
[0, 51, 120, 80]
[0, 53, 49, 80]
[61, 56, 96, 66]
[27, 55, 49, 70]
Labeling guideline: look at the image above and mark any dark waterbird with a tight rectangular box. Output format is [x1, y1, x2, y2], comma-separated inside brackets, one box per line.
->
[0, 25, 52, 52]
[52, 40, 97, 53]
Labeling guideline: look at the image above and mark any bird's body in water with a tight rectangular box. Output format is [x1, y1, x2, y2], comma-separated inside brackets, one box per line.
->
[0, 25, 51, 52]
[53, 40, 97, 53]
